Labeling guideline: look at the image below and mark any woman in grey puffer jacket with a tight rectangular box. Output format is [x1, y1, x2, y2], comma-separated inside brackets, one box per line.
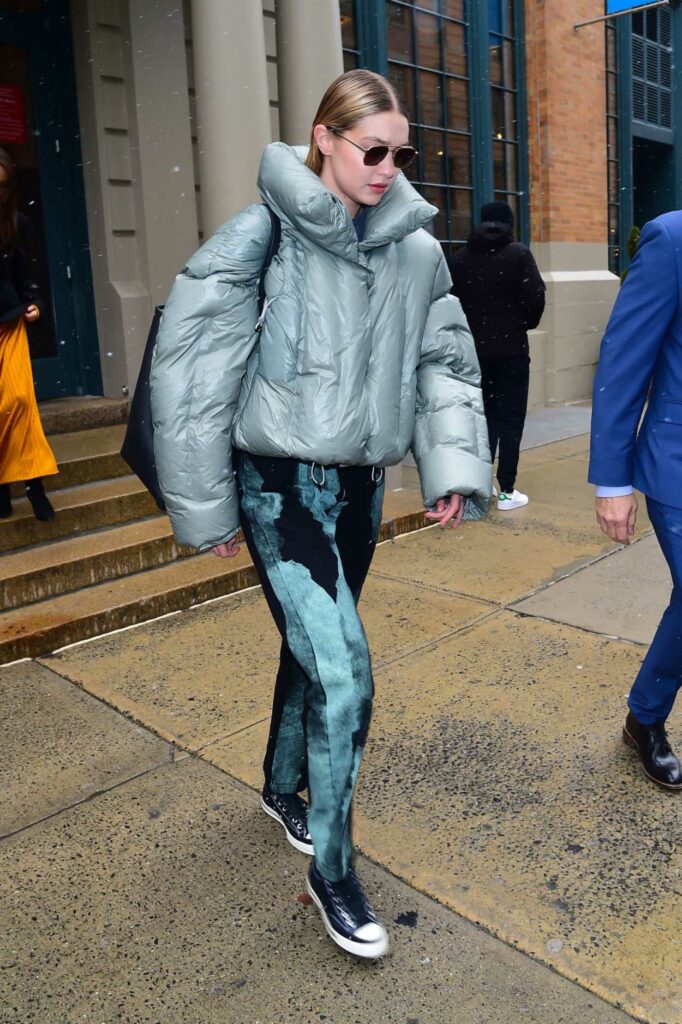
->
[151, 70, 491, 959]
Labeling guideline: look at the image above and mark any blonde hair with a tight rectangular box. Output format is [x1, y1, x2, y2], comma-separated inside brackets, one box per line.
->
[305, 70, 404, 176]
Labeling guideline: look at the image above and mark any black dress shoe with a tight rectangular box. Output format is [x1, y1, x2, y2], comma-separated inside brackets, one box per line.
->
[261, 784, 314, 855]
[25, 478, 55, 522]
[0, 483, 11, 518]
[306, 861, 389, 959]
[623, 711, 682, 790]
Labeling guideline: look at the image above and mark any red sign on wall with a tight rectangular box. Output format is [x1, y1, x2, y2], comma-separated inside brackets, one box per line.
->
[0, 86, 26, 145]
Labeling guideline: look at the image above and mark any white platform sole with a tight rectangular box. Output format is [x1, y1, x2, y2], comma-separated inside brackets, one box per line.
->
[261, 797, 314, 855]
[306, 878, 389, 959]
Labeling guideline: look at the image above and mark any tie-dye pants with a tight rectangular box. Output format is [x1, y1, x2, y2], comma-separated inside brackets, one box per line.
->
[235, 450, 385, 881]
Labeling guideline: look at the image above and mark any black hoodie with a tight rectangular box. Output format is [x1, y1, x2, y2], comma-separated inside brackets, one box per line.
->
[449, 222, 546, 360]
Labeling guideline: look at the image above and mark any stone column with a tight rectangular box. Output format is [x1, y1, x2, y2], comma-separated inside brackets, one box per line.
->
[128, 0, 198, 307]
[190, 0, 272, 233]
[276, 0, 343, 146]
[525, 0, 619, 406]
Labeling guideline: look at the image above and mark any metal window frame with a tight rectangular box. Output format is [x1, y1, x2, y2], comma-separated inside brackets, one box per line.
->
[341, 0, 531, 246]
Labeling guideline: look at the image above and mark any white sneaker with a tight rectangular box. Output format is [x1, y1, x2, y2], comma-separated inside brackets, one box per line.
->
[497, 489, 529, 510]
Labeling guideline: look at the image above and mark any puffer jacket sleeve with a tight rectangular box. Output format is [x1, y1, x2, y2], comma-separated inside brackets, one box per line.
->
[412, 252, 492, 520]
[150, 204, 270, 550]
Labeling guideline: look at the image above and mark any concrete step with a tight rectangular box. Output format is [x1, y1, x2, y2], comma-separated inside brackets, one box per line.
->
[37, 397, 128, 435]
[0, 547, 258, 664]
[0, 518, 194, 609]
[9, 424, 129, 496]
[0, 488, 429, 663]
[0, 475, 159, 554]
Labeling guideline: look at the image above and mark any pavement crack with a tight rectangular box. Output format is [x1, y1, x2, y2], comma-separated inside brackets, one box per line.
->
[0, 757, 172, 843]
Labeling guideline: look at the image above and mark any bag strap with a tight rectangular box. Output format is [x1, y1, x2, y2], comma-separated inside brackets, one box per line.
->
[257, 203, 281, 318]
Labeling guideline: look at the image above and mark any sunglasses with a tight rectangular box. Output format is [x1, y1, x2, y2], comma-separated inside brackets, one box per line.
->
[326, 127, 417, 170]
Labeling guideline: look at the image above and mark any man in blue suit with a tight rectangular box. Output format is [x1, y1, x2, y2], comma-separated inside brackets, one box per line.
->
[589, 211, 682, 790]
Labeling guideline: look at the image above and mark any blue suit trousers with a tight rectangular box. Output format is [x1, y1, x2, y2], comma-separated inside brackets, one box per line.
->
[629, 497, 682, 724]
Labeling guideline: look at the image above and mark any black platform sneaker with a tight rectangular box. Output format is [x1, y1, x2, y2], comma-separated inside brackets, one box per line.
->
[306, 861, 389, 959]
[261, 785, 314, 855]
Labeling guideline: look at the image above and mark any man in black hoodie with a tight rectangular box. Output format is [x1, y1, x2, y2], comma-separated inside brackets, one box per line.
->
[450, 201, 545, 510]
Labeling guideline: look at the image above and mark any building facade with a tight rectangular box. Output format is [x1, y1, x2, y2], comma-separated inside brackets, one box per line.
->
[1, 0, 680, 409]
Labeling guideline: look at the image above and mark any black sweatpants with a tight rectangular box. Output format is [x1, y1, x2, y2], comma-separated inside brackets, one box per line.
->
[478, 354, 530, 493]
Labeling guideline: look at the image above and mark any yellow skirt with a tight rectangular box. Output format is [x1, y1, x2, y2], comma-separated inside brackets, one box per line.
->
[0, 317, 58, 485]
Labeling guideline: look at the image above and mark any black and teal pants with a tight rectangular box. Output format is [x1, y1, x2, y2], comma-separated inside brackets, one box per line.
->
[235, 450, 384, 882]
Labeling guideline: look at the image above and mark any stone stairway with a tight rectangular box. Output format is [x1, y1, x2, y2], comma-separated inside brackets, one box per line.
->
[0, 399, 428, 665]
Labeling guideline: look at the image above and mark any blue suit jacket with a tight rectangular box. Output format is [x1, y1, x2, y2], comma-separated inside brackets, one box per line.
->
[588, 211, 682, 509]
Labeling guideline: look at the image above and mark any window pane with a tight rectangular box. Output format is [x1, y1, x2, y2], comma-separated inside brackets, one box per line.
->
[421, 185, 448, 239]
[339, 1, 357, 50]
[415, 10, 441, 68]
[488, 0, 502, 34]
[449, 188, 472, 241]
[444, 0, 465, 18]
[493, 140, 518, 191]
[446, 132, 471, 186]
[419, 70, 444, 126]
[491, 87, 516, 140]
[343, 51, 358, 72]
[490, 37, 515, 87]
[446, 76, 469, 131]
[421, 128, 447, 183]
[387, 2, 414, 62]
[389, 62, 417, 122]
[444, 19, 467, 76]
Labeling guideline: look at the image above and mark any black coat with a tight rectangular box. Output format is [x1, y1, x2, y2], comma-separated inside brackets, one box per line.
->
[0, 213, 42, 324]
[449, 222, 546, 360]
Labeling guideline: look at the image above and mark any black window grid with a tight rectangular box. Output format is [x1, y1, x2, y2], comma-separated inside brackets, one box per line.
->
[605, 18, 620, 275]
[632, 8, 673, 131]
[386, 0, 473, 260]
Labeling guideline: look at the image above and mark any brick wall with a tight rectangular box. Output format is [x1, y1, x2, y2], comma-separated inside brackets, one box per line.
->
[525, 0, 609, 244]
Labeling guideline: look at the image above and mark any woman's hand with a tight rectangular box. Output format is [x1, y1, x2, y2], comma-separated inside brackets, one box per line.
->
[25, 304, 40, 323]
[212, 538, 241, 558]
[425, 494, 465, 530]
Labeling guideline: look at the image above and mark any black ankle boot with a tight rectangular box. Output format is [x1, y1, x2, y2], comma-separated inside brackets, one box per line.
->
[623, 710, 682, 790]
[25, 478, 55, 522]
[0, 483, 11, 518]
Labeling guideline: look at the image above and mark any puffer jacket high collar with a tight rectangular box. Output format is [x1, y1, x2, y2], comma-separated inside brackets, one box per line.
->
[257, 142, 437, 261]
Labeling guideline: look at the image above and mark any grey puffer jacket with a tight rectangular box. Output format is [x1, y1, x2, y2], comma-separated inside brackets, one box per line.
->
[150, 142, 491, 551]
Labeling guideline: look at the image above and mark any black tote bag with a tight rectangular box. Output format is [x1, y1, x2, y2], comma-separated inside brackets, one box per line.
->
[120, 206, 281, 512]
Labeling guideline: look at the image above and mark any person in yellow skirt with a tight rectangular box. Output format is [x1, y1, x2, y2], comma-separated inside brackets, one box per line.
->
[0, 149, 57, 521]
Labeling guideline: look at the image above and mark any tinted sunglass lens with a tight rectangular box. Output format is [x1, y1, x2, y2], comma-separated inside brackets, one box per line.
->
[363, 146, 389, 167]
[394, 147, 417, 169]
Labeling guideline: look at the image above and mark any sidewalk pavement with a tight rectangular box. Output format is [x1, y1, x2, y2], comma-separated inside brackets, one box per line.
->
[2, 426, 679, 1024]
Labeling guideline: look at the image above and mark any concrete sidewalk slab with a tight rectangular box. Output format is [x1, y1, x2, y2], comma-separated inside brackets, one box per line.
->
[371, 519, 613, 605]
[42, 573, 490, 750]
[514, 534, 669, 644]
[354, 613, 682, 1024]
[520, 404, 592, 450]
[187, 609, 682, 1023]
[0, 662, 170, 837]
[0, 755, 633, 1024]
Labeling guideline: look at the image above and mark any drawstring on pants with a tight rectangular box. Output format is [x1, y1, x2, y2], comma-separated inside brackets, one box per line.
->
[311, 463, 326, 487]
[371, 466, 384, 485]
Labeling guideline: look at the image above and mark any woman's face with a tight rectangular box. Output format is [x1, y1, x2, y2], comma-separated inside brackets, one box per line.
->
[314, 110, 410, 218]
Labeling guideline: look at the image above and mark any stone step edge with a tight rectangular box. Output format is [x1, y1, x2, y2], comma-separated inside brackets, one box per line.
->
[0, 507, 429, 665]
